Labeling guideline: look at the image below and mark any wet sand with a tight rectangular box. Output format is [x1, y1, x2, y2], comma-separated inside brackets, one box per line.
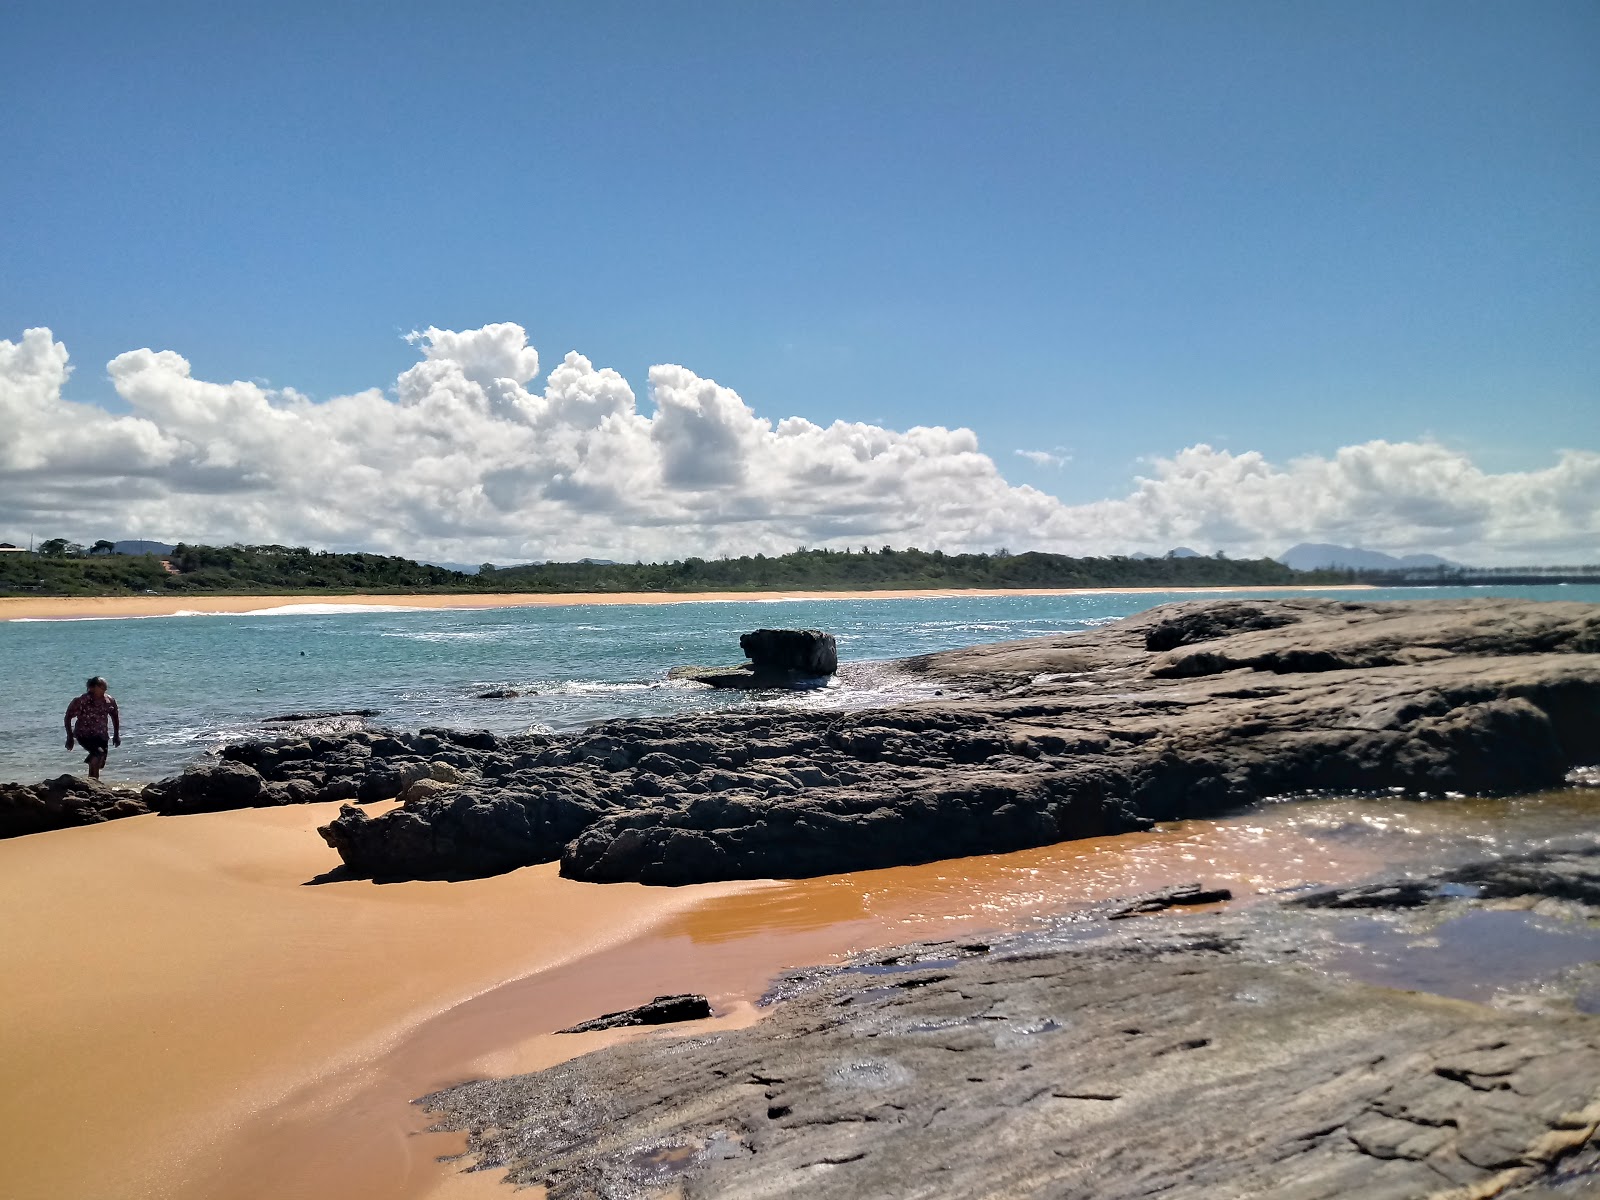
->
[7, 791, 1590, 1200]
[0, 802, 756, 1200]
[0, 583, 1371, 622]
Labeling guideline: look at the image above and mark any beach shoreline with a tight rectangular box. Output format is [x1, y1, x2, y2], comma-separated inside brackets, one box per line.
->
[0, 582, 1374, 622]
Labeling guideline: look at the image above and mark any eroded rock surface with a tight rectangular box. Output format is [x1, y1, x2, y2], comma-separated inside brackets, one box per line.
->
[421, 848, 1600, 1200]
[325, 598, 1600, 883]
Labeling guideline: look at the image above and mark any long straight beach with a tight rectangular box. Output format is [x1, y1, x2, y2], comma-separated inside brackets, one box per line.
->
[0, 583, 1375, 623]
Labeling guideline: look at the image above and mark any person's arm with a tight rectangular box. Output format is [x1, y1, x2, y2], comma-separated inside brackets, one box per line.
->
[111, 699, 121, 747]
[64, 697, 78, 749]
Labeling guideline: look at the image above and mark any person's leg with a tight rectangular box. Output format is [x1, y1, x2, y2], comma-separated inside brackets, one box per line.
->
[81, 736, 107, 778]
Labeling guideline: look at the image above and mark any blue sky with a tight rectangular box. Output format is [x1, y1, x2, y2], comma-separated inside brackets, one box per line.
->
[1, 1, 1596, 562]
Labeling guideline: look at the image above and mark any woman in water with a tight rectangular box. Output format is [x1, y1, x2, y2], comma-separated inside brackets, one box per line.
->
[64, 675, 121, 780]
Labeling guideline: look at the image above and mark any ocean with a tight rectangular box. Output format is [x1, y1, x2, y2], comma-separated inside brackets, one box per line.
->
[4, 584, 1596, 784]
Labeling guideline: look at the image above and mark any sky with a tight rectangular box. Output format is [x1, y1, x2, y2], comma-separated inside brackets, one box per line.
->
[1, 0, 1596, 564]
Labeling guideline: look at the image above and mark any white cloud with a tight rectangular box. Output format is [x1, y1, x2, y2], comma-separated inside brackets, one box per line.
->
[0, 323, 1595, 566]
[1015, 448, 1071, 468]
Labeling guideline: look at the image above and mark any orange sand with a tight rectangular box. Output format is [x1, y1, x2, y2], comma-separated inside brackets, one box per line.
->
[0, 583, 1372, 622]
[0, 802, 755, 1200]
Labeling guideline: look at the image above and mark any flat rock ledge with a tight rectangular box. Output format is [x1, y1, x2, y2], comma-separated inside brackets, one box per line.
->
[420, 848, 1600, 1200]
[321, 597, 1600, 884]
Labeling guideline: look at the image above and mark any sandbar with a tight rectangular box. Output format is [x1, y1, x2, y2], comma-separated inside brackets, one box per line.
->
[0, 583, 1371, 622]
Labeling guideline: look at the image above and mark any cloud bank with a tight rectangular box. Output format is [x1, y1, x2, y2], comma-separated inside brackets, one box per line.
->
[1, 323, 1595, 565]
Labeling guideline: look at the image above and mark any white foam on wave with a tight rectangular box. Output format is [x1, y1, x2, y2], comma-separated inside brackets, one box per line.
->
[226, 602, 447, 617]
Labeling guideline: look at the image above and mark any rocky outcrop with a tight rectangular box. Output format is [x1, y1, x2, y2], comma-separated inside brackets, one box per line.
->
[0, 775, 150, 838]
[324, 598, 1600, 883]
[419, 846, 1600, 1200]
[741, 628, 838, 676]
[135, 725, 506, 817]
[558, 994, 713, 1034]
[670, 628, 838, 689]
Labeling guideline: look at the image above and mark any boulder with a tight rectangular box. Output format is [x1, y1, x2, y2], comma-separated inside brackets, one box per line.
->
[670, 628, 839, 690]
[739, 628, 838, 676]
[399, 776, 458, 804]
[144, 759, 265, 814]
[0, 776, 151, 839]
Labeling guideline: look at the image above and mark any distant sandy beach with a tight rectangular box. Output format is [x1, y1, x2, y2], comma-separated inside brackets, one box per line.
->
[0, 583, 1374, 622]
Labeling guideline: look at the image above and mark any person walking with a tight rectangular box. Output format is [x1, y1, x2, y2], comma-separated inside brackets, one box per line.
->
[65, 676, 120, 780]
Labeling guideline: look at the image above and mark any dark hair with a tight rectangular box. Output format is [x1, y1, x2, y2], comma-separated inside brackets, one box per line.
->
[87, 676, 107, 690]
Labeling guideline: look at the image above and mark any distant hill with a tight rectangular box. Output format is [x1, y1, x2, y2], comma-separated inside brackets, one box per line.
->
[1277, 543, 1456, 572]
[112, 540, 176, 556]
[1129, 548, 1203, 561]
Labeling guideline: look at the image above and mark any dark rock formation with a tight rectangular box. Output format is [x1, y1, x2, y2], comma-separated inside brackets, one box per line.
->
[740, 628, 837, 676]
[1105, 881, 1233, 919]
[0, 775, 150, 838]
[671, 628, 838, 689]
[420, 853, 1600, 1200]
[133, 726, 518, 827]
[558, 994, 713, 1034]
[476, 689, 523, 700]
[323, 598, 1600, 883]
[262, 709, 381, 723]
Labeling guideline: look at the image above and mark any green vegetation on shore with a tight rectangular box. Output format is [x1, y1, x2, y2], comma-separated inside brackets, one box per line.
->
[0, 541, 1323, 596]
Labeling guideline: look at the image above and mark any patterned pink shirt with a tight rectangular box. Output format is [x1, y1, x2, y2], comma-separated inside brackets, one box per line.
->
[66, 692, 119, 739]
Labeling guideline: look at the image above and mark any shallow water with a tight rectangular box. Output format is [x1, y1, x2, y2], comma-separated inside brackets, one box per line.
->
[3, 583, 1594, 782]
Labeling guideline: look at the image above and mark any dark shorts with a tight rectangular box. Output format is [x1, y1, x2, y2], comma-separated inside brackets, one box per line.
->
[77, 733, 109, 761]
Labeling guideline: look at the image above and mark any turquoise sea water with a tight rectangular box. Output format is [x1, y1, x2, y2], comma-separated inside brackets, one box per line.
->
[3, 585, 1596, 784]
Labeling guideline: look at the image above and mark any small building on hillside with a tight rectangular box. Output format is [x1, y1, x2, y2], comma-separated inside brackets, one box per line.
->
[0, 543, 30, 553]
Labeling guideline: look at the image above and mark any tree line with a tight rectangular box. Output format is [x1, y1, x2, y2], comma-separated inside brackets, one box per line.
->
[0, 541, 1331, 596]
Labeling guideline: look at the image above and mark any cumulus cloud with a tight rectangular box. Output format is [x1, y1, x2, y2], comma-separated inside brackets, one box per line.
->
[0, 323, 1594, 565]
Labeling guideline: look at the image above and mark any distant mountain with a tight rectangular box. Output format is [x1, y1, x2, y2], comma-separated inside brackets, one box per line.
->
[113, 540, 175, 556]
[1278, 543, 1457, 572]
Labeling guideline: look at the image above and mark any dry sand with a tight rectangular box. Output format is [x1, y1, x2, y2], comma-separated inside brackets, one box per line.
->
[0, 792, 1415, 1200]
[0, 583, 1371, 622]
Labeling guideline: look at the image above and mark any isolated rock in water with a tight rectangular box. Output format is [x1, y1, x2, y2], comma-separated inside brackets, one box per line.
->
[739, 628, 838, 676]
[1105, 882, 1233, 919]
[320, 597, 1600, 884]
[557, 994, 713, 1034]
[671, 627, 840, 689]
[476, 689, 521, 700]
[0, 776, 151, 839]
